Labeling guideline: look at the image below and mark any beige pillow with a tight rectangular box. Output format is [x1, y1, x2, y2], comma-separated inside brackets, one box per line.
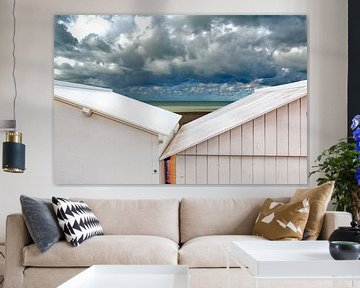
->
[252, 198, 310, 240]
[289, 181, 334, 240]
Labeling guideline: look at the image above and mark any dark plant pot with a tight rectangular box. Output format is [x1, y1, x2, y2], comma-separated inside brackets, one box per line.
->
[328, 221, 360, 244]
[329, 241, 360, 260]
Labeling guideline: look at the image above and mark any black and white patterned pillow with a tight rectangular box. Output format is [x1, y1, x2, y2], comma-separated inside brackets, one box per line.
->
[52, 197, 104, 247]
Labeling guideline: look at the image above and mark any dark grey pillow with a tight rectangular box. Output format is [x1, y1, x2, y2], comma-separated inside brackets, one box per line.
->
[20, 195, 64, 253]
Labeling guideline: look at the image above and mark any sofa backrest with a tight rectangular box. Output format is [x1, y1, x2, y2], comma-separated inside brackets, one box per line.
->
[73, 198, 180, 243]
[180, 198, 289, 243]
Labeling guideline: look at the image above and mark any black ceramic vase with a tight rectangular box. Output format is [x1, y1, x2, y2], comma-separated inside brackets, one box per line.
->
[328, 221, 360, 244]
[329, 241, 360, 260]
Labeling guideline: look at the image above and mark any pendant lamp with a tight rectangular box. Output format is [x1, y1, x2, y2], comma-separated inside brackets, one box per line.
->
[1, 0, 26, 173]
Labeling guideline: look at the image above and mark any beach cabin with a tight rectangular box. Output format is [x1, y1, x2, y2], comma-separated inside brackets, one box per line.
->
[54, 81, 181, 184]
[161, 80, 307, 184]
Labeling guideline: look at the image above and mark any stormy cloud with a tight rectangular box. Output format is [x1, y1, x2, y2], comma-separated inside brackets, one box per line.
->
[54, 15, 307, 102]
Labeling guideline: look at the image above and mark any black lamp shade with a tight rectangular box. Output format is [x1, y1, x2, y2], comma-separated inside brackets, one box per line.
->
[3, 141, 25, 173]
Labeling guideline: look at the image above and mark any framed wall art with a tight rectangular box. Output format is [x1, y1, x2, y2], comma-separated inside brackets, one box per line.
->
[53, 15, 307, 184]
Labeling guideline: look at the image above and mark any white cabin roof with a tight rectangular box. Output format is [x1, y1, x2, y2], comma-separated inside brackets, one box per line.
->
[54, 81, 181, 136]
[161, 80, 307, 160]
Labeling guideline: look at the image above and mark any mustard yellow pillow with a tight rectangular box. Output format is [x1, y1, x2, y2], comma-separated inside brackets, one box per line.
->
[252, 198, 310, 240]
[289, 181, 334, 240]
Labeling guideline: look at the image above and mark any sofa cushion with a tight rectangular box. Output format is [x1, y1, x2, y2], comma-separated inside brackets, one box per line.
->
[20, 195, 64, 253]
[290, 181, 334, 240]
[52, 197, 104, 247]
[252, 198, 310, 240]
[179, 235, 267, 268]
[23, 235, 178, 267]
[72, 198, 179, 243]
[180, 198, 288, 243]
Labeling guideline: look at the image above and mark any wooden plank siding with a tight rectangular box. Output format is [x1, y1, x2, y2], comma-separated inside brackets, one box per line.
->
[174, 96, 307, 184]
[230, 126, 242, 184]
[185, 146, 197, 184]
[196, 141, 208, 184]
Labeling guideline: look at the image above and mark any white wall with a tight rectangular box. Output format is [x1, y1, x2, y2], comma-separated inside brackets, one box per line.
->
[0, 0, 348, 242]
[54, 101, 160, 184]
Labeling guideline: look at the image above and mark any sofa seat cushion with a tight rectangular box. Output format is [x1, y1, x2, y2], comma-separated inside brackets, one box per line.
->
[72, 198, 180, 243]
[180, 198, 288, 243]
[23, 235, 178, 267]
[179, 235, 267, 268]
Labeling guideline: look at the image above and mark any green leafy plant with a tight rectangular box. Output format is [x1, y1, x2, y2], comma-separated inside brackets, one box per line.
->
[310, 115, 360, 222]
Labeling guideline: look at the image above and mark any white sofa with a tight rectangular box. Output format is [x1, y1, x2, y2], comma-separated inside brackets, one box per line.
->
[4, 198, 352, 288]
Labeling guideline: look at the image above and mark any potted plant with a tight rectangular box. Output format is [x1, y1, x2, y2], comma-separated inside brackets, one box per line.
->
[309, 115, 360, 222]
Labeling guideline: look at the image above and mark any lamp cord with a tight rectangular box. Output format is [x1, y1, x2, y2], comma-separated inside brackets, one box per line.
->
[0, 251, 4, 284]
[11, 0, 17, 130]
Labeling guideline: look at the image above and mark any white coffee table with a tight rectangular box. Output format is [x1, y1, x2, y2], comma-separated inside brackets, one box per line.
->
[228, 241, 360, 288]
[57, 265, 189, 288]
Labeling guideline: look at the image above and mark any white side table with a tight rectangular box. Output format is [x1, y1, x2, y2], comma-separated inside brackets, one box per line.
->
[228, 240, 360, 288]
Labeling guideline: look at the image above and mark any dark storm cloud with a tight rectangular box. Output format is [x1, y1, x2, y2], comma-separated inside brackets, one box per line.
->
[167, 15, 214, 34]
[54, 15, 307, 99]
[54, 22, 78, 55]
[103, 16, 136, 45]
[266, 16, 307, 49]
[203, 16, 305, 48]
[56, 15, 78, 24]
[81, 34, 111, 53]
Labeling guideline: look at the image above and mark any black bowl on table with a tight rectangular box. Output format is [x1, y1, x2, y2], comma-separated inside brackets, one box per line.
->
[329, 241, 360, 260]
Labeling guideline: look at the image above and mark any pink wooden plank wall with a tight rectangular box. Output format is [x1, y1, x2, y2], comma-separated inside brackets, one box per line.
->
[176, 96, 307, 184]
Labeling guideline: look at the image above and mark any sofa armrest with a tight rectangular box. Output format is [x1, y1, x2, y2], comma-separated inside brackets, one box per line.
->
[318, 211, 352, 240]
[4, 213, 33, 288]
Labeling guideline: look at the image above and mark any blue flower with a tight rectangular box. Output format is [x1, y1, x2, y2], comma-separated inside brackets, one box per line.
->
[352, 115, 360, 130]
[356, 167, 360, 186]
[353, 128, 360, 142]
[351, 115, 360, 186]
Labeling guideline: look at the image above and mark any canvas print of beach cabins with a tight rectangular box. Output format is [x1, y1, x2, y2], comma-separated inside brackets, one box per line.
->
[54, 15, 307, 184]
